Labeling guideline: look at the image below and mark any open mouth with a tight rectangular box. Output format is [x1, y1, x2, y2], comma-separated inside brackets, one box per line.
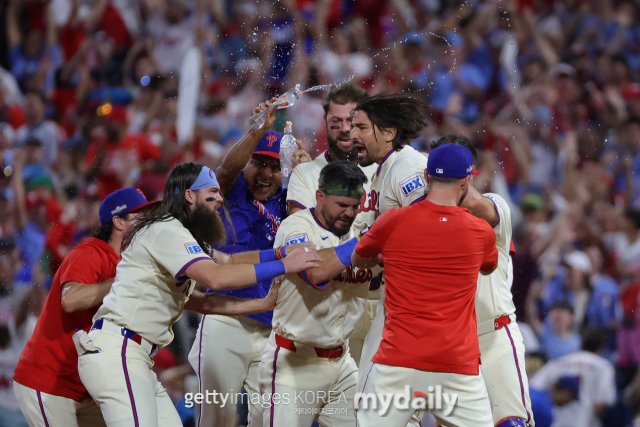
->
[257, 181, 271, 191]
[337, 136, 352, 149]
[354, 144, 367, 159]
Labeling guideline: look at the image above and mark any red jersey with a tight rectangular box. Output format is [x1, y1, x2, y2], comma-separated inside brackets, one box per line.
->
[355, 200, 498, 375]
[13, 238, 119, 401]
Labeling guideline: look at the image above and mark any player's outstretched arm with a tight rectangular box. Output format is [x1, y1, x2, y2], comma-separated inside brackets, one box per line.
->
[215, 98, 277, 194]
[185, 280, 281, 315]
[61, 279, 114, 313]
[461, 185, 499, 227]
[214, 242, 317, 265]
[184, 248, 321, 291]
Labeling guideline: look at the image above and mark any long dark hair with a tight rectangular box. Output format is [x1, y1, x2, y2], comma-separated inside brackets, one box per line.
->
[122, 162, 207, 252]
[354, 92, 428, 150]
[93, 213, 131, 242]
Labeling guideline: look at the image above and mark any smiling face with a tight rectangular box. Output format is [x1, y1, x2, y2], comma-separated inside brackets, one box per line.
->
[315, 191, 362, 237]
[326, 101, 358, 161]
[243, 154, 282, 201]
[350, 110, 391, 167]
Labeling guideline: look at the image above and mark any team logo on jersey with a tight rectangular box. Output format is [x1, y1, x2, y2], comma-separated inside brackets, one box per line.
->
[332, 266, 373, 284]
[185, 242, 204, 254]
[285, 233, 308, 246]
[399, 174, 425, 197]
[439, 217, 448, 222]
[485, 194, 502, 207]
[360, 190, 379, 213]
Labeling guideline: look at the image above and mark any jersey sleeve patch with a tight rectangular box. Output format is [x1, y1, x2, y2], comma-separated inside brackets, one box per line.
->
[399, 174, 425, 197]
[285, 233, 308, 246]
[185, 242, 204, 254]
[485, 194, 502, 207]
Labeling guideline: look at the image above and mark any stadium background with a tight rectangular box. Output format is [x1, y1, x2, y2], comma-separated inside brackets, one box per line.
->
[0, 0, 639, 425]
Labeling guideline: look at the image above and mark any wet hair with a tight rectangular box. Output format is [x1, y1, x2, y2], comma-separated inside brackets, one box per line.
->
[122, 163, 211, 252]
[353, 92, 428, 150]
[430, 134, 478, 165]
[93, 212, 132, 242]
[318, 161, 368, 198]
[322, 83, 368, 115]
[581, 327, 609, 353]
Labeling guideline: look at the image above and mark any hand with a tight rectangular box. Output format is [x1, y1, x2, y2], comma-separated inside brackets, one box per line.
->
[12, 148, 26, 170]
[263, 279, 282, 310]
[284, 242, 318, 257]
[292, 140, 311, 169]
[282, 247, 322, 273]
[252, 97, 279, 130]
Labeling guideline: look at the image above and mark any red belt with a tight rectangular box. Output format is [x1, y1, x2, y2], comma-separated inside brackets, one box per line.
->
[275, 334, 344, 358]
[494, 315, 511, 330]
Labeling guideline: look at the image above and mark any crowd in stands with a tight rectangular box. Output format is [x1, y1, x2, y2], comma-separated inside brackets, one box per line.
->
[0, 0, 640, 426]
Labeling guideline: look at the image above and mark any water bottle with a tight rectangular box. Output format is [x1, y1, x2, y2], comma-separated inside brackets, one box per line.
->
[248, 85, 304, 129]
[279, 121, 297, 189]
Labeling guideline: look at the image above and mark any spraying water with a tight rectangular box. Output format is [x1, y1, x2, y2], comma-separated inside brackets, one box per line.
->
[248, 75, 356, 129]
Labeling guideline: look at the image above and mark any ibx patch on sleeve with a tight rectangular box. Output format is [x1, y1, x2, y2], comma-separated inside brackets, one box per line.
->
[185, 242, 204, 254]
[399, 174, 425, 197]
[285, 233, 308, 246]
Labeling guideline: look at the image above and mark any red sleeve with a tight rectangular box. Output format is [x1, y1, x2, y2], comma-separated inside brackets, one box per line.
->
[480, 225, 498, 275]
[355, 209, 400, 258]
[125, 135, 161, 162]
[59, 246, 104, 285]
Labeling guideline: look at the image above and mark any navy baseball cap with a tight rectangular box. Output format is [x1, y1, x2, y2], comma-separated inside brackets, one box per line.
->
[253, 130, 283, 159]
[99, 187, 158, 225]
[427, 143, 480, 178]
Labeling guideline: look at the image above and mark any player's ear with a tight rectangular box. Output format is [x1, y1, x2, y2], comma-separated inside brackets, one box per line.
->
[184, 189, 196, 205]
[380, 126, 397, 143]
[315, 189, 324, 206]
[424, 169, 430, 185]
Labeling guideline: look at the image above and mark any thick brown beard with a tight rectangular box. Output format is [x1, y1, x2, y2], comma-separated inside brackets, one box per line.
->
[327, 132, 358, 162]
[190, 201, 227, 247]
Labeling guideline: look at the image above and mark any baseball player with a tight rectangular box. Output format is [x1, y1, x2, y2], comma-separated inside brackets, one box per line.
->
[348, 93, 429, 424]
[77, 162, 321, 427]
[13, 187, 155, 427]
[352, 143, 499, 427]
[259, 161, 373, 427]
[188, 99, 309, 427]
[286, 83, 378, 365]
[430, 134, 534, 427]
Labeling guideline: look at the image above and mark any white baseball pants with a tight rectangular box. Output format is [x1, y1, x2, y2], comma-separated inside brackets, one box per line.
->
[479, 320, 534, 426]
[13, 381, 106, 427]
[77, 329, 182, 427]
[258, 332, 358, 427]
[187, 315, 270, 427]
[356, 363, 493, 427]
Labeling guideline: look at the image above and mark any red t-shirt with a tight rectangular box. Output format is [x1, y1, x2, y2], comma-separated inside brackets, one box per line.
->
[355, 200, 498, 375]
[13, 238, 119, 401]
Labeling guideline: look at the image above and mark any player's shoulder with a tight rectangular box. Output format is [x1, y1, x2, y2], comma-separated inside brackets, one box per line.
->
[278, 209, 318, 245]
[462, 208, 495, 231]
[396, 145, 428, 167]
[483, 193, 511, 215]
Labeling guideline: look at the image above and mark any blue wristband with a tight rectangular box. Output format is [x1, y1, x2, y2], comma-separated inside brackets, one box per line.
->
[254, 260, 285, 283]
[335, 237, 359, 267]
[259, 249, 277, 263]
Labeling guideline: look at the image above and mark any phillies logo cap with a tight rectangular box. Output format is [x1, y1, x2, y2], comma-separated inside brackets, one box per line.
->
[99, 187, 159, 225]
[427, 143, 480, 178]
[253, 130, 283, 159]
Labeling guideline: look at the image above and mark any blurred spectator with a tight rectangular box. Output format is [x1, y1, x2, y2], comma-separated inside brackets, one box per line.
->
[531, 328, 616, 427]
[537, 302, 582, 360]
[550, 375, 590, 427]
[13, 90, 63, 167]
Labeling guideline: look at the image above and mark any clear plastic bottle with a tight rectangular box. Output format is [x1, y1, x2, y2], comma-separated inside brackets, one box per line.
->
[279, 121, 297, 189]
[248, 85, 304, 129]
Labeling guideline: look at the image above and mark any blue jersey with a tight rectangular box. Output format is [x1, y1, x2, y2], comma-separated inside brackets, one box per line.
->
[214, 172, 287, 326]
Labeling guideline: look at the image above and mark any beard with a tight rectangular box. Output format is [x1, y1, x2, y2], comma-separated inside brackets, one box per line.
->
[327, 132, 357, 162]
[322, 210, 354, 238]
[189, 201, 227, 248]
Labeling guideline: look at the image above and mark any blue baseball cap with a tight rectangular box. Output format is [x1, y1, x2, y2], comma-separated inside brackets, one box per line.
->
[253, 130, 283, 159]
[427, 143, 480, 178]
[555, 376, 580, 400]
[99, 187, 158, 225]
